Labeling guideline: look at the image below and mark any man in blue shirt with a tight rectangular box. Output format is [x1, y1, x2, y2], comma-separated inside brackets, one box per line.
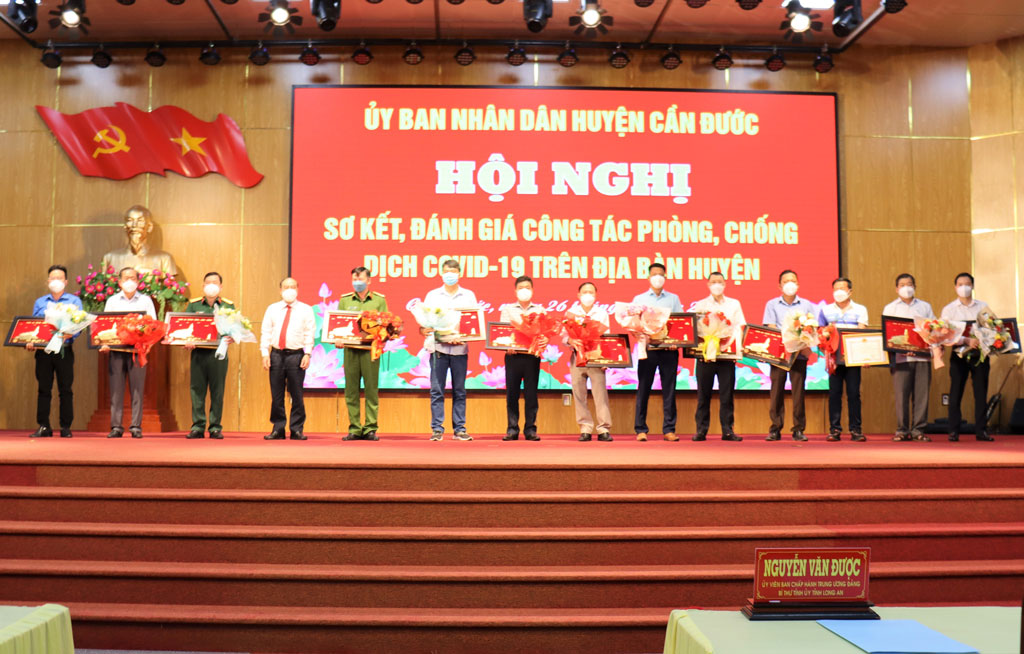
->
[818, 277, 869, 442]
[763, 270, 816, 442]
[27, 265, 83, 438]
[632, 262, 683, 442]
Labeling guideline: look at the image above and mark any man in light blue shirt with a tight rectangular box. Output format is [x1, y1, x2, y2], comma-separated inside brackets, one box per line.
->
[818, 277, 868, 442]
[763, 269, 817, 442]
[632, 262, 683, 442]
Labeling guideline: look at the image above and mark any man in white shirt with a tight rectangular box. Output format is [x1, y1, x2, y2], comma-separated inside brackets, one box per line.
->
[421, 259, 478, 442]
[500, 276, 546, 441]
[259, 277, 315, 441]
[691, 272, 745, 442]
[881, 273, 935, 442]
[940, 272, 994, 442]
[101, 267, 157, 439]
[632, 262, 683, 442]
[818, 277, 869, 442]
[566, 282, 612, 442]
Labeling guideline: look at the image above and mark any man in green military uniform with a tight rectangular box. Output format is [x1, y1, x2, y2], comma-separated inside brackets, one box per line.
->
[185, 272, 234, 440]
[335, 266, 387, 441]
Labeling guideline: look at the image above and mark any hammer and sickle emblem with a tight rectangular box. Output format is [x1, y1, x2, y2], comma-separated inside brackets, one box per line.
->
[91, 125, 131, 158]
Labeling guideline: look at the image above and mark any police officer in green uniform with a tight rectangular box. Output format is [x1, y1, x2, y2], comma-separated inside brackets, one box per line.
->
[335, 266, 387, 441]
[186, 272, 234, 439]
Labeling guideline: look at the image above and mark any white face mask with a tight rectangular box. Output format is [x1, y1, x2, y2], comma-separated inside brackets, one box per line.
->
[649, 274, 666, 290]
[781, 281, 798, 297]
[121, 280, 138, 294]
[898, 285, 915, 300]
[516, 287, 533, 303]
[281, 288, 298, 303]
[579, 293, 596, 307]
[833, 289, 850, 303]
[48, 279, 66, 294]
[204, 283, 220, 298]
[956, 284, 973, 298]
[709, 283, 725, 297]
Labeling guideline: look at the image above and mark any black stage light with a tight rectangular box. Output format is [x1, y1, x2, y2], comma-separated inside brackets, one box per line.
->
[311, 0, 340, 29]
[506, 43, 527, 66]
[166, 0, 185, 5]
[117, 0, 136, 4]
[634, 0, 655, 7]
[711, 47, 732, 70]
[660, 47, 681, 70]
[454, 43, 475, 66]
[486, 0, 504, 4]
[249, 43, 271, 65]
[832, 0, 861, 37]
[447, 0, 465, 4]
[352, 43, 373, 65]
[300, 43, 321, 65]
[764, 50, 785, 71]
[220, 0, 239, 3]
[557, 43, 578, 67]
[736, 0, 761, 9]
[41, 46, 62, 69]
[523, 0, 552, 32]
[199, 43, 221, 65]
[403, 42, 424, 65]
[145, 45, 167, 67]
[56, 0, 85, 28]
[366, 0, 382, 4]
[608, 45, 629, 69]
[406, 0, 424, 5]
[685, 0, 709, 6]
[91, 46, 112, 68]
[813, 47, 834, 73]
[882, 0, 906, 12]
[7, 0, 38, 32]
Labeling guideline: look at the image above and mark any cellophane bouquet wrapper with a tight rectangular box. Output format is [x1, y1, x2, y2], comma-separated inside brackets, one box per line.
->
[359, 310, 404, 361]
[116, 313, 168, 367]
[213, 307, 257, 360]
[43, 302, 95, 354]
[956, 310, 1018, 364]
[562, 313, 606, 366]
[612, 302, 669, 360]
[697, 311, 734, 362]
[817, 323, 840, 374]
[782, 310, 818, 354]
[511, 311, 563, 358]
[913, 317, 966, 369]
[410, 302, 460, 352]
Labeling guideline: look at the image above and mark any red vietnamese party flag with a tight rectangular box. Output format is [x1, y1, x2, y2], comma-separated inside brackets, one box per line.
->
[36, 102, 263, 188]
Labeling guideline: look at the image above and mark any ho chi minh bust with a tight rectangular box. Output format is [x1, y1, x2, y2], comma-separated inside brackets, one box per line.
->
[101, 205, 179, 276]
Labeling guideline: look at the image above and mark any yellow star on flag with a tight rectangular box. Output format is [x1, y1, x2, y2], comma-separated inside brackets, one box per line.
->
[170, 127, 208, 157]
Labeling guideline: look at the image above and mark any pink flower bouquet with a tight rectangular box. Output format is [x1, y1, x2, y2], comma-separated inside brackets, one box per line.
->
[613, 302, 670, 360]
[913, 317, 966, 369]
[782, 310, 819, 353]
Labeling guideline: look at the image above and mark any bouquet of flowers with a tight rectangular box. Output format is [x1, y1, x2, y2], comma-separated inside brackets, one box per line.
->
[116, 313, 168, 367]
[360, 310, 404, 361]
[409, 302, 461, 352]
[613, 302, 670, 360]
[817, 323, 841, 375]
[511, 311, 563, 358]
[782, 310, 819, 353]
[213, 307, 257, 360]
[913, 317, 966, 369]
[958, 311, 1019, 364]
[76, 265, 121, 313]
[76, 265, 188, 320]
[697, 311, 734, 362]
[562, 314, 606, 366]
[42, 302, 95, 354]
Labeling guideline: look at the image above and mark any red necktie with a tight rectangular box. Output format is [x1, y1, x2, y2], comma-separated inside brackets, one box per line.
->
[277, 304, 292, 350]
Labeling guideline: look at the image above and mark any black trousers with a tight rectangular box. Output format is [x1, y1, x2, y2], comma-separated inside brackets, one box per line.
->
[269, 349, 306, 433]
[35, 346, 74, 429]
[694, 359, 735, 436]
[634, 348, 679, 434]
[769, 357, 808, 433]
[505, 353, 540, 437]
[828, 365, 862, 433]
[948, 354, 989, 434]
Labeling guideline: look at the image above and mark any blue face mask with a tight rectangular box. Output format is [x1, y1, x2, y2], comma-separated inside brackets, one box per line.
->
[442, 272, 459, 286]
[353, 280, 368, 293]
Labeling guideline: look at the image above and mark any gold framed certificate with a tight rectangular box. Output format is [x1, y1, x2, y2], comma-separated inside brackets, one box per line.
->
[840, 330, 889, 367]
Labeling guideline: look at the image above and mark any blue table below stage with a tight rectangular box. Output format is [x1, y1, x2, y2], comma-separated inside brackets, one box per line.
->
[0, 605, 74, 654]
[663, 606, 1020, 654]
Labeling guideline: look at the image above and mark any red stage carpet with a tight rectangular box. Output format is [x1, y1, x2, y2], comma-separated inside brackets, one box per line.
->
[0, 432, 1021, 653]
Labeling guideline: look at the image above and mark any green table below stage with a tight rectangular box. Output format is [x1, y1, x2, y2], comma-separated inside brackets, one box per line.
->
[0, 605, 73, 654]
[663, 606, 1020, 654]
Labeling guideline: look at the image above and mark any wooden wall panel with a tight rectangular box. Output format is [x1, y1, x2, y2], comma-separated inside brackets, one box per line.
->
[968, 42, 1014, 137]
[841, 137, 914, 231]
[911, 139, 971, 233]
[53, 174, 147, 226]
[0, 132, 55, 226]
[836, 47, 910, 137]
[971, 135, 1016, 232]
[907, 48, 970, 138]
[240, 129, 291, 225]
[973, 231, 1018, 317]
[55, 56, 149, 115]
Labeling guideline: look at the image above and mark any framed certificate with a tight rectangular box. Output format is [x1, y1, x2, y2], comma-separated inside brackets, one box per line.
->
[839, 330, 889, 367]
[164, 312, 220, 347]
[582, 333, 633, 368]
[648, 312, 698, 349]
[322, 310, 370, 349]
[4, 317, 56, 348]
[741, 324, 797, 370]
[87, 312, 144, 351]
[881, 316, 930, 355]
[486, 322, 527, 352]
[438, 308, 486, 343]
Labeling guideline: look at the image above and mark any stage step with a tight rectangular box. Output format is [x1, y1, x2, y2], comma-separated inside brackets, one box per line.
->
[2, 486, 1023, 528]
[1, 559, 1021, 609]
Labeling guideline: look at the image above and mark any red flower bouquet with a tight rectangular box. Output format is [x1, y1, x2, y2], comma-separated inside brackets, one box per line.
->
[116, 313, 168, 367]
[359, 310, 404, 361]
[562, 314, 606, 366]
[913, 317, 966, 369]
[817, 323, 840, 375]
[512, 311, 563, 358]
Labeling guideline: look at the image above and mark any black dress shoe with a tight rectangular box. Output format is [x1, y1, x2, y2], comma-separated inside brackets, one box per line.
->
[342, 434, 360, 441]
[129, 429, 143, 439]
[792, 431, 808, 442]
[851, 432, 866, 442]
[766, 432, 781, 441]
[107, 429, 123, 439]
[502, 434, 519, 441]
[59, 428, 73, 438]
[826, 432, 841, 442]
[722, 433, 743, 442]
[289, 431, 307, 440]
[264, 431, 286, 440]
[524, 433, 541, 441]
[948, 433, 959, 442]
[692, 433, 707, 441]
[976, 431, 994, 442]
[597, 432, 613, 442]
[579, 433, 592, 442]
[208, 430, 223, 440]
[29, 426, 53, 438]
[187, 429, 205, 439]
[363, 432, 379, 441]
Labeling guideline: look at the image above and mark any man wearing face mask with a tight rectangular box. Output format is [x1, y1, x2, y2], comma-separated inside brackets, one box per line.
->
[566, 282, 612, 442]
[501, 276, 545, 441]
[692, 272, 746, 442]
[422, 260, 477, 441]
[27, 265, 82, 438]
[337, 267, 389, 441]
[763, 270, 816, 442]
[102, 267, 157, 439]
[260, 277, 315, 441]
[818, 277, 869, 442]
[882, 273, 936, 442]
[184, 272, 234, 440]
[632, 262, 684, 442]
[940, 273, 994, 442]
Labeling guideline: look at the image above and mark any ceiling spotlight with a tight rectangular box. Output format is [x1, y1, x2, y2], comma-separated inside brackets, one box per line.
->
[406, 0, 424, 5]
[608, 45, 630, 69]
[581, 1, 601, 27]
[447, 0, 465, 4]
[711, 47, 732, 70]
[782, 0, 823, 41]
[634, 0, 654, 7]
[832, 0, 862, 37]
[144, 45, 166, 67]
[270, 0, 291, 25]
[41, 46, 62, 69]
[506, 43, 527, 66]
[454, 42, 475, 66]
[220, 0, 239, 3]
[486, 0, 505, 4]
[684, 0, 709, 6]
[794, 0, 834, 7]
[523, 0, 552, 32]
[260, 0, 303, 33]
[814, 48, 834, 73]
[366, 0, 382, 4]
[735, 0, 761, 8]
[570, 0, 612, 34]
[166, 0, 186, 5]
[790, 11, 810, 31]
[882, 0, 906, 12]
[660, 47, 681, 70]
[91, 46, 112, 68]
[300, 42, 321, 65]
[116, 0, 136, 4]
[311, 0, 340, 30]
[199, 43, 221, 65]
[403, 42, 424, 65]
[557, 43, 578, 67]
[764, 49, 785, 71]
[59, 0, 83, 28]
[7, 0, 37, 33]
[352, 43, 373, 65]
[249, 42, 271, 65]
